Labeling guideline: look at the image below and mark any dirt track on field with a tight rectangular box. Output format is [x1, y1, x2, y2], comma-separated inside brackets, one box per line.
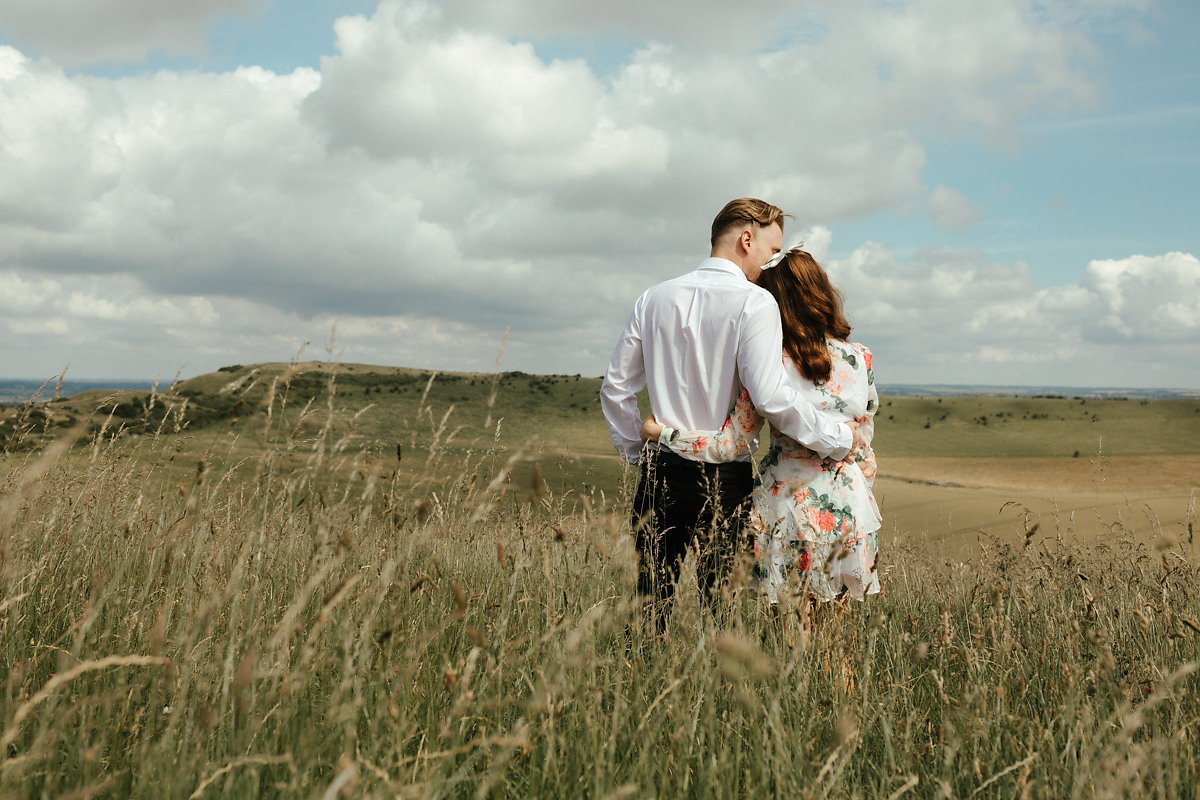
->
[878, 456, 1198, 560]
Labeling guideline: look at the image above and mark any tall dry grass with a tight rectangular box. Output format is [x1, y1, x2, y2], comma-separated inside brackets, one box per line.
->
[1, 370, 1198, 798]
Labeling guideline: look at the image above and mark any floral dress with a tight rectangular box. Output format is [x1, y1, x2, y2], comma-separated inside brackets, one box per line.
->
[659, 340, 881, 603]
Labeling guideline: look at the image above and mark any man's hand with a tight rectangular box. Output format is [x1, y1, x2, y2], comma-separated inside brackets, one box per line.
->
[641, 413, 664, 443]
[845, 419, 863, 454]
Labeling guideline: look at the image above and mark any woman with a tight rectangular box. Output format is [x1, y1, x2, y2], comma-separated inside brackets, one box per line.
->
[641, 249, 880, 603]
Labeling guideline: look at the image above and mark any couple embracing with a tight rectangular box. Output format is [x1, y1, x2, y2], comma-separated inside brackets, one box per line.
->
[600, 198, 881, 631]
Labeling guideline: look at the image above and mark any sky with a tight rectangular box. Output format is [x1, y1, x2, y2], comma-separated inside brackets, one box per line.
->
[0, 0, 1198, 389]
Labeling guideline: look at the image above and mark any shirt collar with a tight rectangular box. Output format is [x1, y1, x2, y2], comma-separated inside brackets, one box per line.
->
[697, 257, 747, 279]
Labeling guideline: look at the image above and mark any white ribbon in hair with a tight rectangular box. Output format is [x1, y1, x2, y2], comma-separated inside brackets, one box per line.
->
[762, 240, 803, 270]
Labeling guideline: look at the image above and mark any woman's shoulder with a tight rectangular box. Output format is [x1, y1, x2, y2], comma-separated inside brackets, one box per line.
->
[831, 339, 872, 368]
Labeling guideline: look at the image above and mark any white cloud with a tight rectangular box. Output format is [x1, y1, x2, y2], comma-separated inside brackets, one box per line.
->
[825, 245, 1200, 387]
[0, 268, 538, 380]
[0, 270, 61, 311]
[1083, 252, 1200, 340]
[0, 0, 262, 66]
[309, 9, 604, 160]
[438, 0, 800, 41]
[928, 185, 982, 230]
[787, 225, 835, 262]
[9, 318, 70, 336]
[0, 0, 1183, 388]
[5, 241, 1197, 389]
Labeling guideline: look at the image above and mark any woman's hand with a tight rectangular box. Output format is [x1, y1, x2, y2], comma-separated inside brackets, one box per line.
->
[640, 413, 664, 443]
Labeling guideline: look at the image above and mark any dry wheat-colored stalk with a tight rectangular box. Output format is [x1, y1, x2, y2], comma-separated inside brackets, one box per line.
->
[966, 752, 1037, 798]
[599, 784, 640, 800]
[394, 723, 530, 767]
[483, 328, 508, 431]
[189, 754, 296, 799]
[0, 591, 28, 616]
[1, 654, 169, 751]
[885, 775, 920, 800]
[634, 677, 686, 735]
[320, 755, 358, 800]
[0, 424, 84, 531]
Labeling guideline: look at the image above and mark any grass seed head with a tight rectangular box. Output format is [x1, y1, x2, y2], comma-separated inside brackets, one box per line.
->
[530, 462, 545, 502]
[715, 633, 776, 681]
[835, 708, 858, 746]
[452, 582, 467, 620]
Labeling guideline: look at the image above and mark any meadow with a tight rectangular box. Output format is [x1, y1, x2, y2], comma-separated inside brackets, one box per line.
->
[1, 362, 1198, 798]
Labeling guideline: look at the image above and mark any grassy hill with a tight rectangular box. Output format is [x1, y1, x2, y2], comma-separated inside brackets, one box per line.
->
[0, 362, 626, 514]
[4, 362, 1200, 508]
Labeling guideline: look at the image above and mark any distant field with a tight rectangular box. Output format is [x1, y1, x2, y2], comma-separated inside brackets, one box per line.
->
[3, 362, 1197, 557]
[869, 394, 1200, 557]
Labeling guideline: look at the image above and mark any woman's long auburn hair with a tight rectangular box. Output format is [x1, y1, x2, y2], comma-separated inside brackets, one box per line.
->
[756, 248, 851, 384]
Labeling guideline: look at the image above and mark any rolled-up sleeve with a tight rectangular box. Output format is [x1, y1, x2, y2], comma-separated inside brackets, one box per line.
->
[736, 294, 851, 461]
[600, 299, 647, 463]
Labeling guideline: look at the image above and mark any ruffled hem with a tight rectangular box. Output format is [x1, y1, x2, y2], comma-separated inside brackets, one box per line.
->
[752, 531, 881, 603]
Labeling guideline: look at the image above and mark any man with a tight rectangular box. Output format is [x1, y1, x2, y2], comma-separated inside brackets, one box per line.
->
[600, 198, 859, 629]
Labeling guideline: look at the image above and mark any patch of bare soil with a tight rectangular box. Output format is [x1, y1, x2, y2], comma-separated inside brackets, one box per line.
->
[882, 455, 1200, 492]
[874, 458, 1197, 561]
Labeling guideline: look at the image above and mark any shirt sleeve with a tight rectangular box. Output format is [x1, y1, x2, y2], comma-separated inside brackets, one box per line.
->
[660, 388, 763, 462]
[600, 297, 647, 463]
[736, 294, 852, 461]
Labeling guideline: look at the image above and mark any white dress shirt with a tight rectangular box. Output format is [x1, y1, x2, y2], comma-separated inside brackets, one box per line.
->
[601, 257, 853, 464]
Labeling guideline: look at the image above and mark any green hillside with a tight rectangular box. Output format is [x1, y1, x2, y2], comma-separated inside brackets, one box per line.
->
[874, 394, 1200, 458]
[4, 363, 1199, 504]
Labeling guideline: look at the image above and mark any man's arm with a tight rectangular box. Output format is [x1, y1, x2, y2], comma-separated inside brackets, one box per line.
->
[600, 302, 647, 463]
[737, 295, 853, 461]
[653, 388, 763, 463]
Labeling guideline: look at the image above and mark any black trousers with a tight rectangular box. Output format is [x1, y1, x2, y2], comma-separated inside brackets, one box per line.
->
[631, 450, 754, 627]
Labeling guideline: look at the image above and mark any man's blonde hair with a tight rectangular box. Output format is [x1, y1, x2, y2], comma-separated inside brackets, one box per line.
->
[710, 198, 787, 247]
